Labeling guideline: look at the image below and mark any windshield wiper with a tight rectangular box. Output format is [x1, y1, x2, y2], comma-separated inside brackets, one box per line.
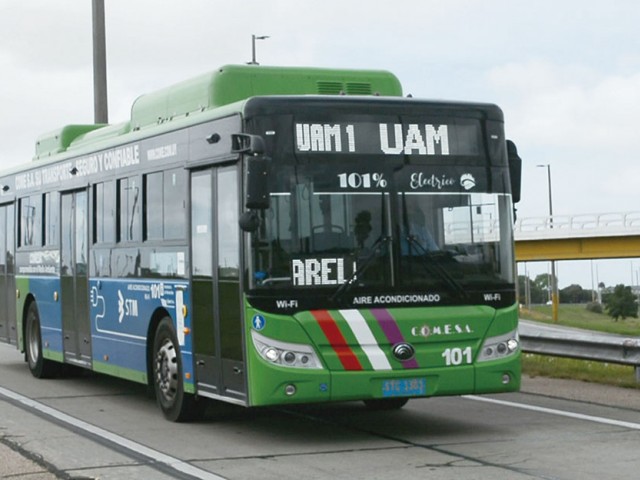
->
[404, 235, 468, 299]
[259, 276, 292, 286]
[330, 235, 391, 304]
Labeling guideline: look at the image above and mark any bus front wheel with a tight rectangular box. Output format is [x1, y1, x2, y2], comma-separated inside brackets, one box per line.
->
[152, 318, 202, 422]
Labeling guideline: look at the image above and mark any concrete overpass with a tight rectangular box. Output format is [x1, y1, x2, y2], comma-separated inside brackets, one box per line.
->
[515, 212, 640, 261]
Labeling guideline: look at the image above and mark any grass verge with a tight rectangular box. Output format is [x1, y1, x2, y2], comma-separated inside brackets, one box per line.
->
[520, 304, 640, 389]
[520, 304, 640, 336]
[522, 353, 640, 390]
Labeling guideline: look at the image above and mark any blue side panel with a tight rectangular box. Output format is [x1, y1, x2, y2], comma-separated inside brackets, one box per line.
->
[28, 276, 63, 355]
[89, 278, 192, 380]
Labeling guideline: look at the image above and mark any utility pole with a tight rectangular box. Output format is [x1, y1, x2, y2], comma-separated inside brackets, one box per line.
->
[92, 0, 108, 124]
[537, 163, 558, 322]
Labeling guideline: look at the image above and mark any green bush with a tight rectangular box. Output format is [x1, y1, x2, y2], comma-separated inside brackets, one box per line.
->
[586, 302, 603, 314]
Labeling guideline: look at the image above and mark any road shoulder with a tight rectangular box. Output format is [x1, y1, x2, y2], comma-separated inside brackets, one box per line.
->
[521, 374, 640, 410]
[0, 438, 58, 479]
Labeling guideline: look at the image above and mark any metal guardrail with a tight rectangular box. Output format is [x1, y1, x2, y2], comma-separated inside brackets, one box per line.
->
[514, 211, 640, 240]
[519, 320, 640, 382]
[447, 211, 640, 243]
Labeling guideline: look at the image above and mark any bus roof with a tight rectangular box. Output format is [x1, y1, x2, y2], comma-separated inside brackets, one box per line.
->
[33, 65, 403, 161]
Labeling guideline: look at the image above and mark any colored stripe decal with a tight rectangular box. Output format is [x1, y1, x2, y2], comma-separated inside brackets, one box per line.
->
[370, 308, 419, 369]
[339, 309, 392, 370]
[311, 310, 363, 371]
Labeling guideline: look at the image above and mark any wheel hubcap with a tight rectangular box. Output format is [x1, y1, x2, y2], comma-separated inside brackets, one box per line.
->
[27, 316, 40, 366]
[155, 339, 178, 402]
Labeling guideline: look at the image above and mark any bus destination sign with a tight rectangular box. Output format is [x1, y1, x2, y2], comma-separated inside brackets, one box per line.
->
[295, 122, 480, 157]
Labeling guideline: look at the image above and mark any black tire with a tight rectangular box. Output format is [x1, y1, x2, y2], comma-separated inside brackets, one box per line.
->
[152, 318, 203, 422]
[363, 398, 409, 410]
[25, 302, 60, 378]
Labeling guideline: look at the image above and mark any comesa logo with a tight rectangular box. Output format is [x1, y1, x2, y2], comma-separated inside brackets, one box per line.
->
[411, 323, 473, 337]
[460, 173, 476, 190]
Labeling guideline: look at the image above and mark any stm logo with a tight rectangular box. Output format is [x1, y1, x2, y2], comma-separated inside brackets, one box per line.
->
[117, 289, 139, 323]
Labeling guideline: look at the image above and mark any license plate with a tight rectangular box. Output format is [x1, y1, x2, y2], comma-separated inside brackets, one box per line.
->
[381, 378, 426, 398]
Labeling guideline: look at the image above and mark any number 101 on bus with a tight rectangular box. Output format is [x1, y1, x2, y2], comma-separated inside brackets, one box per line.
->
[337, 172, 388, 189]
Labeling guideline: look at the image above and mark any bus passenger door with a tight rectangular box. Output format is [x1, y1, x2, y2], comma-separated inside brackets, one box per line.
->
[0, 203, 17, 344]
[60, 190, 91, 366]
[191, 166, 245, 402]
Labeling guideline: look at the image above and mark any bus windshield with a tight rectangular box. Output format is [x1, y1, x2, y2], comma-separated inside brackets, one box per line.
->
[248, 161, 514, 299]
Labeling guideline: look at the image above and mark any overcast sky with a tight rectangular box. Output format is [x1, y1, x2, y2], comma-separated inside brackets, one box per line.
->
[1, 0, 639, 289]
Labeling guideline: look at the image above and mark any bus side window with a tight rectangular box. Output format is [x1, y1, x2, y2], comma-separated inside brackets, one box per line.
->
[144, 172, 163, 240]
[117, 176, 141, 243]
[43, 192, 60, 247]
[18, 195, 42, 248]
[93, 181, 115, 244]
[164, 169, 186, 240]
[143, 168, 186, 241]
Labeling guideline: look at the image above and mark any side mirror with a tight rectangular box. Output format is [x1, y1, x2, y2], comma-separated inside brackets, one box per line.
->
[239, 211, 261, 232]
[506, 140, 522, 204]
[245, 155, 271, 210]
[232, 133, 265, 155]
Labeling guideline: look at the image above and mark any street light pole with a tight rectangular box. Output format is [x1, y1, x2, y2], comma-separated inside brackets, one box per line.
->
[248, 34, 270, 65]
[92, 0, 108, 124]
[537, 163, 558, 322]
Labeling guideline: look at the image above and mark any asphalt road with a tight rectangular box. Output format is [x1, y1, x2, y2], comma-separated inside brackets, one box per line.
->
[1, 342, 639, 480]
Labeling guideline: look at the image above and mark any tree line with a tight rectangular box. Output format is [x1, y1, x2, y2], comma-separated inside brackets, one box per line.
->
[518, 274, 638, 321]
[518, 273, 596, 304]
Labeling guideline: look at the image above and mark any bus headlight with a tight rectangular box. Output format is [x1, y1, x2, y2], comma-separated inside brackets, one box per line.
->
[251, 331, 323, 369]
[477, 329, 519, 362]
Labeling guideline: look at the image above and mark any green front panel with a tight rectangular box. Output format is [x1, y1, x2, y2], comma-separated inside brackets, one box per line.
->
[295, 306, 496, 372]
[245, 301, 520, 406]
[474, 353, 521, 394]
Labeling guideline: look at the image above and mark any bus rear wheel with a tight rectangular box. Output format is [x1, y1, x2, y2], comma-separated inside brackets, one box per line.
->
[25, 302, 59, 378]
[152, 318, 202, 422]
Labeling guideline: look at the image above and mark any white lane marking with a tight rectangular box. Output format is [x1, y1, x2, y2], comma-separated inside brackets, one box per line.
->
[0, 386, 225, 480]
[465, 395, 640, 431]
[340, 309, 392, 370]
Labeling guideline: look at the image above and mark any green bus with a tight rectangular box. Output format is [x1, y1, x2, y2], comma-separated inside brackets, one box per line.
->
[0, 65, 522, 421]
